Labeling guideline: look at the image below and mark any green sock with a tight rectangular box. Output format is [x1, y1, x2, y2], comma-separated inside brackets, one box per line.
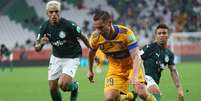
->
[153, 93, 161, 101]
[67, 81, 78, 91]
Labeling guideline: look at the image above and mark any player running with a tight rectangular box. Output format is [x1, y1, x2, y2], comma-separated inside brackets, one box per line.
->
[87, 10, 156, 101]
[141, 24, 184, 101]
[34, 1, 90, 101]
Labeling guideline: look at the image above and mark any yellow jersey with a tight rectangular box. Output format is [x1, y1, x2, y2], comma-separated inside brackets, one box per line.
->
[90, 25, 138, 77]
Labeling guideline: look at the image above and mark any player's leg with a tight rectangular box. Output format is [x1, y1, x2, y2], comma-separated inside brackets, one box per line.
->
[104, 89, 120, 101]
[1, 56, 6, 71]
[49, 80, 62, 101]
[48, 55, 63, 101]
[145, 75, 161, 101]
[148, 85, 161, 101]
[134, 82, 156, 101]
[9, 54, 13, 72]
[104, 75, 135, 101]
[119, 91, 137, 101]
[131, 69, 156, 101]
[58, 58, 80, 101]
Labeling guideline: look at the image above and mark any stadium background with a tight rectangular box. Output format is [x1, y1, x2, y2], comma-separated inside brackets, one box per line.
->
[0, 0, 201, 101]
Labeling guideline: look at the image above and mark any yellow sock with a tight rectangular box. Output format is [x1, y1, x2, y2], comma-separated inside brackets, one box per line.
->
[148, 94, 157, 101]
[119, 92, 134, 101]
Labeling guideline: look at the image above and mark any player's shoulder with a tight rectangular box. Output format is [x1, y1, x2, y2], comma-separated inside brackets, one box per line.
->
[90, 31, 101, 39]
[116, 25, 133, 34]
[166, 48, 174, 56]
[39, 20, 49, 30]
[62, 18, 77, 26]
[142, 42, 157, 50]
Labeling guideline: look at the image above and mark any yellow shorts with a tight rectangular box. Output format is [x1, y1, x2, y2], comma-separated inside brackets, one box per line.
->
[104, 75, 129, 94]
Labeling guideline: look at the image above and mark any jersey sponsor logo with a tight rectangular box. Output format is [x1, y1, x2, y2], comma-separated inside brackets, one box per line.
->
[52, 40, 66, 46]
[59, 31, 66, 39]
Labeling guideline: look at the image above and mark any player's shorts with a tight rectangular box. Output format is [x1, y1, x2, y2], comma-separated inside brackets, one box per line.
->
[48, 55, 80, 80]
[104, 75, 129, 94]
[145, 75, 159, 88]
[1, 54, 13, 62]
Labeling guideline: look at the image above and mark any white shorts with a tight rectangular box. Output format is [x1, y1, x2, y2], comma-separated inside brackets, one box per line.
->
[145, 75, 159, 88]
[48, 55, 80, 80]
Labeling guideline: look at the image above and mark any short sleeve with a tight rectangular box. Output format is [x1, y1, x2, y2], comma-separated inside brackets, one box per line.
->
[141, 44, 150, 59]
[168, 52, 175, 65]
[36, 24, 46, 41]
[89, 32, 100, 50]
[71, 22, 82, 37]
[127, 29, 138, 50]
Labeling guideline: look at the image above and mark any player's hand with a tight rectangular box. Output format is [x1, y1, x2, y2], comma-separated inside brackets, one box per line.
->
[41, 34, 49, 44]
[87, 70, 95, 83]
[178, 88, 184, 101]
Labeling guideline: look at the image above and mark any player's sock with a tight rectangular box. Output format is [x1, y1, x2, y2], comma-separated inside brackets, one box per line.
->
[67, 81, 79, 101]
[50, 89, 62, 101]
[67, 81, 78, 91]
[153, 93, 161, 101]
[119, 91, 135, 101]
[148, 94, 157, 101]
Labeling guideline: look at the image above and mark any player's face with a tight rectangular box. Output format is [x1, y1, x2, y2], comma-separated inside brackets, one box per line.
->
[93, 19, 111, 35]
[155, 28, 169, 46]
[47, 9, 60, 24]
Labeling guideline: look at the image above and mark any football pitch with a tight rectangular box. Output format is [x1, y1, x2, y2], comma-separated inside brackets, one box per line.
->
[0, 62, 200, 101]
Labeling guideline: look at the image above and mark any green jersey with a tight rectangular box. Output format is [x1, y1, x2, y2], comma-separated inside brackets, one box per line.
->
[0, 47, 11, 57]
[37, 18, 82, 58]
[141, 42, 175, 84]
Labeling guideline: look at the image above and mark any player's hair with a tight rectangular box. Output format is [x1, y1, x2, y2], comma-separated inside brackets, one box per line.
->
[46, 0, 61, 11]
[155, 23, 169, 34]
[93, 10, 111, 21]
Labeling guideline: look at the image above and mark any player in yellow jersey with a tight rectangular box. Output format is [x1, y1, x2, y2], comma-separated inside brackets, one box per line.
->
[87, 10, 156, 101]
[95, 48, 106, 73]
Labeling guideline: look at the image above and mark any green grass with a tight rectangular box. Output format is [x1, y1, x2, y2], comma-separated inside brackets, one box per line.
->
[0, 62, 200, 101]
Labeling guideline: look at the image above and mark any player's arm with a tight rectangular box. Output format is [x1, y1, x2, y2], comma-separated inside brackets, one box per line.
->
[35, 24, 48, 52]
[168, 65, 184, 101]
[87, 32, 99, 83]
[127, 28, 145, 84]
[79, 34, 91, 49]
[88, 48, 97, 83]
[129, 46, 144, 83]
[35, 34, 49, 52]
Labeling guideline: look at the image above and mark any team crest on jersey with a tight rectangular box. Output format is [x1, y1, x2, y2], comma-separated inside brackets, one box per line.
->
[59, 31, 66, 39]
[165, 55, 169, 62]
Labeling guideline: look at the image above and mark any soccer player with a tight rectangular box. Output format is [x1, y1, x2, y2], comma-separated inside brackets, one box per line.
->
[87, 10, 156, 101]
[141, 24, 184, 101]
[34, 1, 90, 101]
[0, 44, 13, 72]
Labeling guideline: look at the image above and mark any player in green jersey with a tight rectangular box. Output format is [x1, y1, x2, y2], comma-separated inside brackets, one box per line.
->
[141, 24, 184, 101]
[0, 44, 13, 72]
[34, 1, 90, 101]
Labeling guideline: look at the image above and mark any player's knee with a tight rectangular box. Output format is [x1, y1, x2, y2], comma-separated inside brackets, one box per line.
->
[105, 95, 115, 101]
[104, 93, 118, 101]
[135, 84, 149, 100]
[137, 92, 148, 100]
[148, 85, 160, 94]
[58, 82, 69, 92]
[49, 85, 58, 92]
